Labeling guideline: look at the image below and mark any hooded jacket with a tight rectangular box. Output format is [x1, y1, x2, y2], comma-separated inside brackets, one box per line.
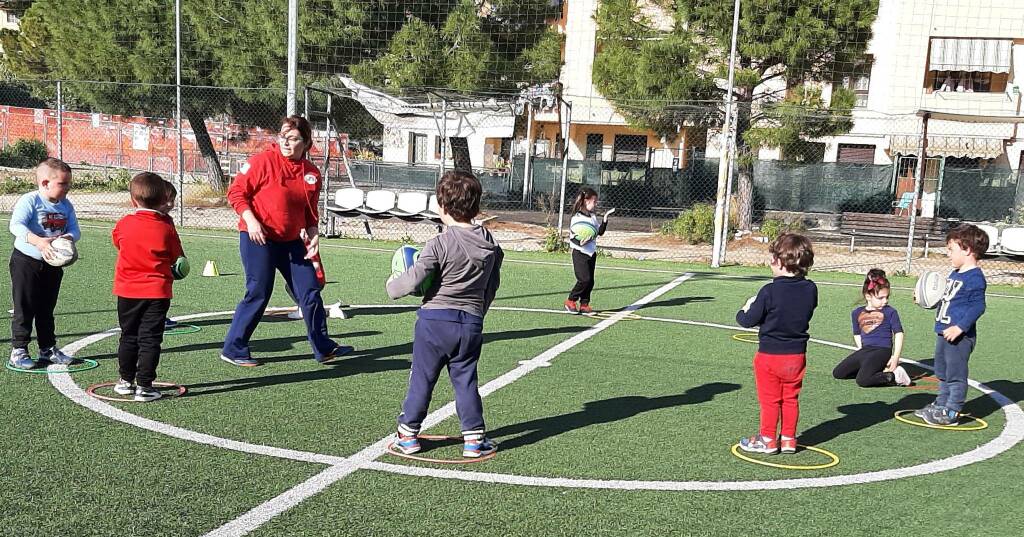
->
[226, 144, 321, 242]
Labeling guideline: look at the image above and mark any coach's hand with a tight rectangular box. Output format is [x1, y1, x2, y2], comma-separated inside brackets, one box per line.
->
[304, 228, 319, 259]
[242, 211, 266, 245]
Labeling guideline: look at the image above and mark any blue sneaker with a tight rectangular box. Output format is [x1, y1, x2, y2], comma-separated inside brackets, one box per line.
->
[39, 346, 74, 365]
[164, 318, 179, 329]
[219, 354, 260, 367]
[394, 432, 421, 455]
[316, 345, 354, 364]
[923, 406, 960, 426]
[463, 436, 497, 458]
[8, 348, 35, 370]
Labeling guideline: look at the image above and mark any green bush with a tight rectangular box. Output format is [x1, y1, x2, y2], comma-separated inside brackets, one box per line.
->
[0, 176, 34, 194]
[0, 139, 48, 168]
[543, 227, 568, 252]
[759, 217, 806, 243]
[659, 203, 719, 244]
[73, 169, 132, 192]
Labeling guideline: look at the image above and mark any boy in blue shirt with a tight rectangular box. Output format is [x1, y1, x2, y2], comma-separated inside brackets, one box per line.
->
[915, 224, 988, 426]
[7, 158, 81, 369]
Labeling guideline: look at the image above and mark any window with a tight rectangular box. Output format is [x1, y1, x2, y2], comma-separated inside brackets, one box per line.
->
[6, 11, 20, 24]
[837, 144, 875, 164]
[931, 70, 1001, 93]
[585, 133, 603, 160]
[842, 75, 870, 108]
[612, 135, 648, 162]
[411, 133, 429, 164]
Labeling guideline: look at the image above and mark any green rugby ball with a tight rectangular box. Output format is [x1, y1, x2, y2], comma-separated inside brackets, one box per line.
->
[172, 256, 190, 280]
[392, 245, 434, 297]
[570, 221, 598, 245]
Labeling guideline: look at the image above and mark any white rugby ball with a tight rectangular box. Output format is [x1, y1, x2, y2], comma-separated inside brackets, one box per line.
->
[915, 271, 944, 309]
[45, 237, 78, 268]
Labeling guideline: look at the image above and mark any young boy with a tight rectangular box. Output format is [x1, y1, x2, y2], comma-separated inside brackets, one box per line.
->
[111, 173, 185, 402]
[736, 233, 817, 454]
[7, 158, 80, 369]
[386, 170, 504, 458]
[915, 224, 988, 426]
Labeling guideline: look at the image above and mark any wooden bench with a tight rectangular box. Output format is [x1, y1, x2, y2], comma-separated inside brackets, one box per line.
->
[839, 212, 953, 255]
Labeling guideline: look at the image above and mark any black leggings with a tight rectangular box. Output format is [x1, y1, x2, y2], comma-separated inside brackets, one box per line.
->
[567, 249, 596, 304]
[832, 346, 895, 387]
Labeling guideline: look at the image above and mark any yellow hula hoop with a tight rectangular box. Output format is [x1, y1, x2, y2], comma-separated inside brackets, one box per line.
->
[729, 443, 840, 470]
[732, 333, 759, 343]
[893, 409, 989, 431]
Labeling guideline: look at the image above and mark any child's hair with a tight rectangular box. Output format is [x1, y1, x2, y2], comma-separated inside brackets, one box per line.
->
[130, 172, 169, 210]
[862, 268, 890, 296]
[768, 233, 815, 277]
[36, 157, 72, 178]
[571, 187, 598, 214]
[163, 180, 178, 202]
[946, 223, 989, 258]
[280, 115, 313, 157]
[436, 170, 481, 223]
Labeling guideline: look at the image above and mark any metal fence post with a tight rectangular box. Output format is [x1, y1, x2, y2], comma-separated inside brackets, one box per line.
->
[175, 0, 185, 226]
[56, 80, 63, 160]
[906, 112, 930, 273]
[522, 101, 534, 208]
[557, 99, 572, 236]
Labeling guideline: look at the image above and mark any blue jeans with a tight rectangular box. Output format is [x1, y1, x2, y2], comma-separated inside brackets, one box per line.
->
[398, 308, 485, 435]
[933, 334, 975, 412]
[222, 233, 337, 360]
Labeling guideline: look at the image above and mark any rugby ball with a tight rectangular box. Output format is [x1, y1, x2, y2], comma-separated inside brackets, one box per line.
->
[171, 256, 190, 280]
[570, 221, 598, 245]
[391, 245, 434, 297]
[915, 271, 945, 309]
[44, 237, 78, 267]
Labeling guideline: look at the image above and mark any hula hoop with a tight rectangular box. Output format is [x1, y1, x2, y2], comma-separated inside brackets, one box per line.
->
[384, 434, 496, 464]
[730, 443, 840, 470]
[732, 333, 759, 343]
[589, 312, 642, 321]
[164, 324, 201, 335]
[5, 358, 99, 374]
[893, 409, 988, 431]
[86, 381, 187, 402]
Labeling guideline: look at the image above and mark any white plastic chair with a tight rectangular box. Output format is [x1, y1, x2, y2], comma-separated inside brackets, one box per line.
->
[359, 189, 397, 216]
[1000, 227, 1024, 256]
[390, 192, 429, 220]
[327, 187, 364, 217]
[421, 195, 441, 221]
[974, 223, 1000, 255]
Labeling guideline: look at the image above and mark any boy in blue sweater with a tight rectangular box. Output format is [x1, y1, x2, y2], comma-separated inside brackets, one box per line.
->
[736, 233, 817, 454]
[7, 158, 80, 369]
[915, 224, 988, 426]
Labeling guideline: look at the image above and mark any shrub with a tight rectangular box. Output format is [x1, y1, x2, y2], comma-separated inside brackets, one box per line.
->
[759, 217, 806, 243]
[543, 226, 568, 252]
[0, 139, 48, 168]
[0, 176, 34, 194]
[659, 203, 719, 244]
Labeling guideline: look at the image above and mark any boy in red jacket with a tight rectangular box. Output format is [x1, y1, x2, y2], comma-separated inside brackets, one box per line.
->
[112, 173, 185, 401]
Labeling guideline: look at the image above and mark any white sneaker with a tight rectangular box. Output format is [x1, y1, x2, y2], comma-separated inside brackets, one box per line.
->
[286, 309, 303, 320]
[113, 379, 135, 395]
[893, 365, 911, 387]
[134, 386, 162, 402]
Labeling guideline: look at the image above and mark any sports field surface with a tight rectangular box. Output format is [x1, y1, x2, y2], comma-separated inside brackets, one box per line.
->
[2, 221, 1023, 536]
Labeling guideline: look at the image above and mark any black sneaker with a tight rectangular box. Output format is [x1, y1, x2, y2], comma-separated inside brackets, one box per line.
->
[134, 386, 162, 402]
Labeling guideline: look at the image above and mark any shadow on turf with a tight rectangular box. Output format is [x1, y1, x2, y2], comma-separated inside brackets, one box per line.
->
[495, 282, 674, 302]
[962, 379, 1024, 420]
[800, 392, 935, 446]
[488, 382, 740, 451]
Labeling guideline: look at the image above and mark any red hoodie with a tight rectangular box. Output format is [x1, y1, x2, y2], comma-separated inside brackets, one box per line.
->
[112, 210, 184, 299]
[227, 144, 321, 242]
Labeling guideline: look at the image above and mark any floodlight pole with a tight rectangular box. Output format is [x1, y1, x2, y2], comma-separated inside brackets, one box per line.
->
[906, 112, 930, 272]
[286, 0, 298, 116]
[440, 99, 448, 178]
[56, 80, 63, 160]
[557, 100, 573, 236]
[522, 101, 535, 207]
[175, 0, 184, 225]
[711, 0, 741, 268]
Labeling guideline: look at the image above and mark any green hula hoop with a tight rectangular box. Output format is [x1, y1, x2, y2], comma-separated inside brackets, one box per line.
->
[165, 324, 202, 335]
[5, 358, 100, 375]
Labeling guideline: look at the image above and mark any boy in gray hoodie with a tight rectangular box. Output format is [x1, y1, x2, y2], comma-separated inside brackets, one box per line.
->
[386, 170, 503, 458]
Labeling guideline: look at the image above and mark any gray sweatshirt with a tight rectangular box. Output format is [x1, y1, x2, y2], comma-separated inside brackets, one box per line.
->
[386, 225, 503, 318]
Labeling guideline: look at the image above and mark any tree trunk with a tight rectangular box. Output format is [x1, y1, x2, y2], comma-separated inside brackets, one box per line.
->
[730, 92, 755, 231]
[183, 107, 226, 193]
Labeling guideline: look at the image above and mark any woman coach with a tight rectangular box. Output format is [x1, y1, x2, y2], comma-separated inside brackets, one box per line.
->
[220, 115, 352, 366]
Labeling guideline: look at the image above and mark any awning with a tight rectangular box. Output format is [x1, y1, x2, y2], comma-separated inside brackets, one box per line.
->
[929, 38, 1012, 73]
[890, 134, 1005, 158]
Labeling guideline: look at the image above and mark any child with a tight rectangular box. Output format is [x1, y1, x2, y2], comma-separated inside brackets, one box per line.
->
[736, 233, 817, 454]
[7, 158, 80, 369]
[915, 224, 988, 425]
[564, 187, 609, 314]
[832, 269, 910, 387]
[386, 170, 504, 458]
[111, 173, 185, 402]
[160, 180, 180, 330]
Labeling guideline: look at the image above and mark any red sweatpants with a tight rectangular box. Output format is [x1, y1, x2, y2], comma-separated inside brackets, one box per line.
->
[753, 351, 807, 438]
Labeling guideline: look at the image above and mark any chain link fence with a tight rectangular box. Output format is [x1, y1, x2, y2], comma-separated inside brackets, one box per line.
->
[2, 1, 1024, 283]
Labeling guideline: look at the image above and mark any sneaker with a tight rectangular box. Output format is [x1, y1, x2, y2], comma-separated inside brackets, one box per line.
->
[394, 432, 421, 455]
[219, 354, 260, 367]
[922, 406, 960, 426]
[914, 402, 938, 419]
[579, 303, 593, 314]
[134, 386, 162, 402]
[316, 345, 354, 364]
[113, 378, 135, 395]
[40, 346, 74, 365]
[463, 436, 497, 458]
[738, 434, 779, 454]
[892, 365, 911, 387]
[8, 348, 35, 370]
[780, 436, 798, 454]
[164, 318, 179, 329]
[286, 309, 303, 320]
[564, 299, 579, 314]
